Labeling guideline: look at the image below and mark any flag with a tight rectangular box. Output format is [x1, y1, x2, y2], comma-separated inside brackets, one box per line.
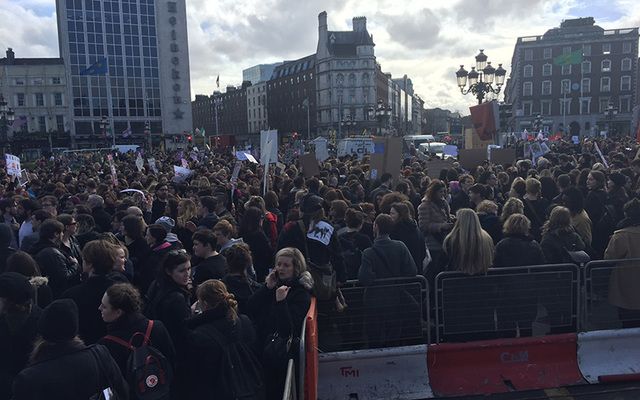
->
[80, 57, 108, 75]
[122, 127, 132, 138]
[200, 127, 206, 137]
[216, 75, 220, 88]
[195, 128, 201, 136]
[11, 115, 27, 129]
[553, 49, 582, 66]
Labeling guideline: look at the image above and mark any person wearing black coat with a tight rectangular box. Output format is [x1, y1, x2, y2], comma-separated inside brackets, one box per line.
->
[247, 247, 312, 400]
[137, 224, 176, 293]
[389, 203, 426, 269]
[185, 279, 263, 400]
[494, 213, 546, 268]
[0, 273, 42, 400]
[221, 243, 262, 316]
[241, 207, 275, 283]
[30, 220, 80, 298]
[191, 229, 228, 286]
[585, 171, 608, 258]
[12, 299, 129, 400]
[88, 195, 113, 233]
[61, 240, 124, 345]
[98, 283, 175, 398]
[0, 223, 16, 273]
[539, 207, 586, 264]
[122, 215, 150, 280]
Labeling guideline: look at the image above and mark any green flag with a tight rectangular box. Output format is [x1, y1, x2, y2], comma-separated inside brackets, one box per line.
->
[553, 49, 583, 66]
[201, 128, 206, 137]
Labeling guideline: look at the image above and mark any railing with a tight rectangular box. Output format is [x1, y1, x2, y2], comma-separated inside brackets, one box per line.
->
[435, 264, 580, 343]
[316, 276, 429, 351]
[583, 258, 640, 331]
[282, 359, 297, 400]
[283, 297, 317, 400]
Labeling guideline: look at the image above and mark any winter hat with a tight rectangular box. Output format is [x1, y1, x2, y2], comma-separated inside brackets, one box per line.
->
[38, 299, 79, 343]
[0, 223, 14, 247]
[0, 272, 33, 304]
[609, 172, 626, 188]
[155, 216, 176, 233]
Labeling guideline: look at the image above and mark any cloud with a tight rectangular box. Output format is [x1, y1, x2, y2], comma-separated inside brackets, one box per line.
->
[382, 9, 442, 50]
[0, 1, 58, 58]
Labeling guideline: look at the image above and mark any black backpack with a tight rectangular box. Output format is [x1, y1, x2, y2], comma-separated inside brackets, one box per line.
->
[205, 316, 265, 400]
[104, 320, 173, 400]
[338, 231, 363, 280]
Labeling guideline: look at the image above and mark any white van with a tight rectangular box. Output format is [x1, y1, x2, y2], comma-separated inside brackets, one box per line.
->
[418, 142, 452, 159]
[404, 135, 435, 149]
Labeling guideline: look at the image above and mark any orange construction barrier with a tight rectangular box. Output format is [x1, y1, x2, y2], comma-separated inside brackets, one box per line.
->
[304, 298, 318, 400]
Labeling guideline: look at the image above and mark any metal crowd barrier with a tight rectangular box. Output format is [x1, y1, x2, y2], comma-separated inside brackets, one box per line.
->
[282, 359, 297, 400]
[583, 258, 640, 331]
[435, 264, 580, 343]
[316, 276, 430, 351]
[282, 304, 310, 400]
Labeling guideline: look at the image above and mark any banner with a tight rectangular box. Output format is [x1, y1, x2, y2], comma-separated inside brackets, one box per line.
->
[299, 153, 320, 178]
[469, 100, 499, 141]
[313, 137, 329, 162]
[135, 155, 144, 172]
[5, 154, 21, 177]
[173, 165, 193, 183]
[147, 158, 158, 174]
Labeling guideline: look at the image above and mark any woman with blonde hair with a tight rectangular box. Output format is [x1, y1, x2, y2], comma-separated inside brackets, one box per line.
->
[494, 214, 545, 267]
[186, 279, 263, 400]
[501, 197, 524, 223]
[442, 209, 494, 275]
[248, 247, 313, 400]
[176, 198, 199, 250]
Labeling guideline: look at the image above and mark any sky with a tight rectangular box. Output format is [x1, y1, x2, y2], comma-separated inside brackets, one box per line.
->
[1, 0, 640, 115]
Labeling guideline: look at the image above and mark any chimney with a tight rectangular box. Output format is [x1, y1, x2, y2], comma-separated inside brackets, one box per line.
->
[316, 11, 329, 57]
[352, 17, 367, 32]
[6, 48, 15, 63]
[318, 11, 327, 31]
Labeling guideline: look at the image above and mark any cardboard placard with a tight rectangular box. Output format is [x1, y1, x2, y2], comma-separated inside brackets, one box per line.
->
[458, 148, 487, 170]
[424, 159, 454, 178]
[489, 148, 516, 166]
[299, 152, 320, 177]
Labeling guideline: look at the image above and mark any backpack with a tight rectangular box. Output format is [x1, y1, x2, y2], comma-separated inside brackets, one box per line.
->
[338, 231, 363, 280]
[104, 320, 173, 400]
[204, 317, 265, 400]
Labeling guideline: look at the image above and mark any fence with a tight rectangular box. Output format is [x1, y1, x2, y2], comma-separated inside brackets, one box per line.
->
[583, 258, 640, 331]
[316, 276, 429, 351]
[435, 264, 580, 343]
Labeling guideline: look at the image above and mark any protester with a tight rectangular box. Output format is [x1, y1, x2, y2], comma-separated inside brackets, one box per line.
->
[442, 208, 494, 275]
[494, 214, 546, 268]
[5, 251, 53, 309]
[540, 206, 587, 264]
[191, 228, 228, 285]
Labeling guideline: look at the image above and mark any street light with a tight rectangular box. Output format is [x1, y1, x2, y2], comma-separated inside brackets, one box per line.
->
[0, 95, 15, 152]
[456, 49, 507, 105]
[533, 114, 544, 133]
[340, 114, 355, 137]
[375, 99, 392, 136]
[603, 100, 618, 136]
[144, 120, 151, 150]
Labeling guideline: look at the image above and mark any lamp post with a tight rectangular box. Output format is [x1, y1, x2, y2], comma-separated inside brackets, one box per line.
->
[603, 100, 618, 137]
[340, 114, 355, 137]
[0, 95, 16, 153]
[302, 98, 310, 140]
[456, 49, 507, 105]
[144, 120, 151, 150]
[375, 99, 391, 136]
[533, 114, 544, 134]
[99, 115, 109, 146]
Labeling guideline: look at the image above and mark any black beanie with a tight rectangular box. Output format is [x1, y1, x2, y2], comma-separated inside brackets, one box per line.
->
[0, 272, 33, 304]
[38, 299, 79, 343]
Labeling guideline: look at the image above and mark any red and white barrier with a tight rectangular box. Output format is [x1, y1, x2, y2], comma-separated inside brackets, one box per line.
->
[577, 328, 640, 384]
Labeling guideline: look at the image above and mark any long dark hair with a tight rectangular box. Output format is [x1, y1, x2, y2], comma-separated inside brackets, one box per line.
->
[239, 206, 263, 236]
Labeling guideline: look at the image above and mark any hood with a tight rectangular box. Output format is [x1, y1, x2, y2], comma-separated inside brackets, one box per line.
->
[0, 223, 14, 247]
[165, 232, 180, 243]
[30, 276, 49, 288]
[298, 271, 314, 291]
[615, 225, 640, 235]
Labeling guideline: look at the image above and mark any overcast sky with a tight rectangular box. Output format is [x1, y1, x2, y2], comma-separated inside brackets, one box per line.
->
[1, 0, 639, 114]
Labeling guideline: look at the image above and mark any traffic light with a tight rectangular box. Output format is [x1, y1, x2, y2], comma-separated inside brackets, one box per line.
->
[187, 135, 192, 143]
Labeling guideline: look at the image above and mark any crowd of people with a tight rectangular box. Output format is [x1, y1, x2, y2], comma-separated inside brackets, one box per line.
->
[1, 135, 640, 399]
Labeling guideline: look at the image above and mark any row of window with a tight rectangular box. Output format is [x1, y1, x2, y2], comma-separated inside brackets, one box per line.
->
[524, 42, 635, 61]
[13, 77, 62, 86]
[267, 73, 314, 89]
[14, 93, 64, 107]
[524, 58, 633, 77]
[521, 96, 632, 116]
[523, 75, 633, 95]
[335, 72, 371, 87]
[12, 115, 65, 134]
[247, 95, 267, 107]
[248, 120, 269, 133]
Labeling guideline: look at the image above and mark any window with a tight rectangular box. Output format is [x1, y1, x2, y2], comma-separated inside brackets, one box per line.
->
[621, 58, 632, 71]
[581, 78, 590, 93]
[540, 100, 552, 115]
[14, 78, 24, 85]
[563, 46, 572, 55]
[561, 79, 571, 94]
[522, 82, 532, 96]
[542, 80, 552, 95]
[56, 115, 65, 132]
[619, 97, 631, 113]
[524, 49, 533, 61]
[543, 48, 552, 59]
[559, 98, 571, 115]
[54, 93, 63, 106]
[621, 76, 631, 91]
[35, 93, 45, 106]
[32, 78, 43, 85]
[599, 98, 610, 113]
[582, 44, 591, 56]
[602, 43, 611, 55]
[601, 59, 611, 72]
[523, 65, 533, 77]
[623, 42, 632, 54]
[523, 101, 532, 116]
[600, 77, 611, 92]
[580, 98, 591, 114]
[51, 77, 61, 84]
[16, 93, 25, 106]
[38, 116, 46, 132]
[582, 61, 591, 74]
[542, 63, 552, 76]
[562, 64, 572, 75]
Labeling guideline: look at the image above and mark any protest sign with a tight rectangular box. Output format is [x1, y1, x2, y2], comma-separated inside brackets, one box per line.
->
[489, 148, 517, 166]
[571, 136, 580, 145]
[260, 129, 278, 165]
[120, 189, 146, 202]
[173, 165, 193, 183]
[458, 149, 486, 170]
[443, 145, 458, 157]
[299, 153, 320, 177]
[312, 137, 329, 162]
[181, 158, 189, 168]
[424, 159, 454, 178]
[593, 142, 609, 168]
[147, 158, 158, 174]
[135, 155, 144, 172]
[5, 154, 21, 177]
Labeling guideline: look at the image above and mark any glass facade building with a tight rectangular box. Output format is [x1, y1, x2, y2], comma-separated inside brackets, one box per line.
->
[56, 0, 192, 147]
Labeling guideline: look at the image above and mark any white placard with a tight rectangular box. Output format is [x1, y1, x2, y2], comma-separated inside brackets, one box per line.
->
[5, 154, 21, 177]
[135, 155, 144, 172]
[260, 129, 278, 165]
[147, 158, 158, 174]
[173, 165, 193, 183]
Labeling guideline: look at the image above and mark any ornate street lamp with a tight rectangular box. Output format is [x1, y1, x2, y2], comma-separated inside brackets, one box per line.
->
[533, 114, 544, 133]
[375, 99, 392, 136]
[0, 95, 16, 151]
[456, 49, 507, 105]
[603, 100, 618, 136]
[341, 114, 355, 137]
